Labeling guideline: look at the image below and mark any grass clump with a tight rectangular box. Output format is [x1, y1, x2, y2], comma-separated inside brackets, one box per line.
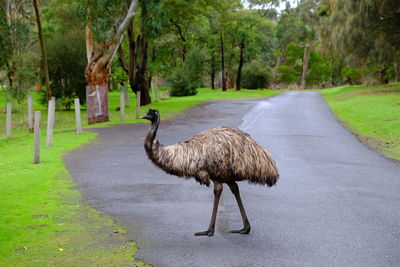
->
[321, 83, 400, 161]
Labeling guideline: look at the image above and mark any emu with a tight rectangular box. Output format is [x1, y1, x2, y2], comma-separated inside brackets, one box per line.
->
[141, 109, 279, 236]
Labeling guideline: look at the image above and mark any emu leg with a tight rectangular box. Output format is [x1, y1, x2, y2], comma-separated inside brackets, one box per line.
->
[227, 182, 251, 234]
[194, 181, 223, 236]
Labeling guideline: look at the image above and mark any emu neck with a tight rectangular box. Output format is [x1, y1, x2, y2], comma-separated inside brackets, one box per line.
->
[144, 116, 160, 155]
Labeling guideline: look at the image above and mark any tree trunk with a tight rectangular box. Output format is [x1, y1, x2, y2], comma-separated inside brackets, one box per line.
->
[128, 22, 137, 94]
[85, 55, 111, 124]
[220, 25, 227, 91]
[210, 53, 216, 89]
[301, 43, 312, 89]
[379, 65, 389, 84]
[236, 40, 245, 91]
[394, 62, 400, 82]
[33, 0, 51, 100]
[134, 33, 151, 106]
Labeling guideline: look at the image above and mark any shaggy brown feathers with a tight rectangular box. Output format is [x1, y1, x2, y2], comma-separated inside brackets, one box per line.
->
[144, 113, 279, 187]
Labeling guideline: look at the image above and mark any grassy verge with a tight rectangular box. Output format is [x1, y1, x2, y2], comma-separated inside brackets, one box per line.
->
[321, 84, 400, 161]
[0, 88, 281, 265]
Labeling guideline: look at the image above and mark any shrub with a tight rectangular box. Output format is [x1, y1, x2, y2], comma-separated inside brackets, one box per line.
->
[168, 66, 198, 96]
[242, 59, 272, 89]
[168, 48, 205, 96]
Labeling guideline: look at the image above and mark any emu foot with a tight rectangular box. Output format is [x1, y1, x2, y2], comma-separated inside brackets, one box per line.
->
[229, 226, 251, 234]
[194, 229, 214, 236]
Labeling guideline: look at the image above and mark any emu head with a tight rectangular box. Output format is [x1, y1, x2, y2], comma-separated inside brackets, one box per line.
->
[141, 109, 160, 122]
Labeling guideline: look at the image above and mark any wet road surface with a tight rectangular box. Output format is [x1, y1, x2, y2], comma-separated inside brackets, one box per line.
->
[65, 91, 400, 266]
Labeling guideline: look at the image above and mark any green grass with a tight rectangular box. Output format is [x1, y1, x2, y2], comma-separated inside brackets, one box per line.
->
[321, 84, 400, 161]
[0, 87, 281, 265]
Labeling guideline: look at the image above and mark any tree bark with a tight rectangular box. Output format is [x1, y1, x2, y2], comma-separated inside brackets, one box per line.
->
[134, 33, 151, 106]
[220, 25, 227, 91]
[301, 43, 312, 89]
[236, 40, 245, 91]
[210, 52, 216, 89]
[394, 62, 400, 82]
[379, 65, 389, 84]
[33, 0, 51, 100]
[85, 0, 139, 124]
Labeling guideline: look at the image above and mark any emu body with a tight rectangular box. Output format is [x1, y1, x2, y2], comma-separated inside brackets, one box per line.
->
[142, 109, 279, 236]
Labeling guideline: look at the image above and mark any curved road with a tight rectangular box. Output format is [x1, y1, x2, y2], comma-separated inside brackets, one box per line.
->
[65, 92, 400, 266]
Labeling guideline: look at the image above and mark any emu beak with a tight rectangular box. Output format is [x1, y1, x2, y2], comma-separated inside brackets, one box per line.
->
[141, 114, 149, 120]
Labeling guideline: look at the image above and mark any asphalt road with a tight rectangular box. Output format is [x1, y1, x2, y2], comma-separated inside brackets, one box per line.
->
[65, 91, 400, 267]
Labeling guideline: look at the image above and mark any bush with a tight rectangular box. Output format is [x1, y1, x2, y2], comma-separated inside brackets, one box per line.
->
[168, 48, 206, 96]
[341, 67, 362, 85]
[276, 65, 298, 84]
[242, 59, 272, 89]
[168, 66, 198, 96]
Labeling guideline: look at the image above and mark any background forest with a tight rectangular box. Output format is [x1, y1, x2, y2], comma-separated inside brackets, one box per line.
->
[1, 0, 399, 108]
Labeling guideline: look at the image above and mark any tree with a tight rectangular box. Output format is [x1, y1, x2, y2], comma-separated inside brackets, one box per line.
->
[231, 10, 274, 90]
[82, 0, 138, 124]
[118, 0, 164, 106]
[43, 0, 87, 109]
[319, 0, 400, 83]
[0, 0, 33, 99]
[33, 0, 51, 100]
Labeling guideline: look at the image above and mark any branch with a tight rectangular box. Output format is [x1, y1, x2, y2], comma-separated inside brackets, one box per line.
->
[117, 46, 129, 74]
[102, 0, 139, 65]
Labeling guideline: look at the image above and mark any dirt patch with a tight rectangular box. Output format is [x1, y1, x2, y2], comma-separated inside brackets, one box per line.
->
[336, 89, 400, 101]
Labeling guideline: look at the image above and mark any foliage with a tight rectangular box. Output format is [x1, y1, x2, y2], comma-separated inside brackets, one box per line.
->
[341, 67, 362, 85]
[40, 0, 87, 108]
[168, 47, 206, 96]
[242, 59, 272, 89]
[319, 0, 400, 68]
[0, 12, 12, 69]
[46, 32, 87, 108]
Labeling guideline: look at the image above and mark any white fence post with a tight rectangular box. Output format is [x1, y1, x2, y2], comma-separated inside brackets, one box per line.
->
[28, 95, 33, 132]
[33, 111, 41, 164]
[123, 86, 129, 107]
[46, 98, 55, 147]
[6, 103, 11, 138]
[120, 91, 125, 122]
[136, 91, 141, 119]
[74, 98, 82, 134]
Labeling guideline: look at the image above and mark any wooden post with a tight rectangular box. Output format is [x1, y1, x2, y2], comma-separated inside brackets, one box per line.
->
[28, 95, 33, 132]
[136, 91, 141, 119]
[6, 103, 11, 138]
[51, 96, 56, 127]
[154, 77, 160, 101]
[123, 86, 129, 107]
[74, 98, 82, 134]
[46, 98, 55, 147]
[33, 111, 41, 164]
[120, 91, 125, 123]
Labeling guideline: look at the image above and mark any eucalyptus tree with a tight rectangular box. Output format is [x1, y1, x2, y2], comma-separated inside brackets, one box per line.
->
[33, 0, 51, 100]
[118, 0, 164, 106]
[232, 10, 274, 90]
[208, 0, 241, 91]
[319, 0, 400, 83]
[81, 0, 138, 124]
[0, 0, 33, 99]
